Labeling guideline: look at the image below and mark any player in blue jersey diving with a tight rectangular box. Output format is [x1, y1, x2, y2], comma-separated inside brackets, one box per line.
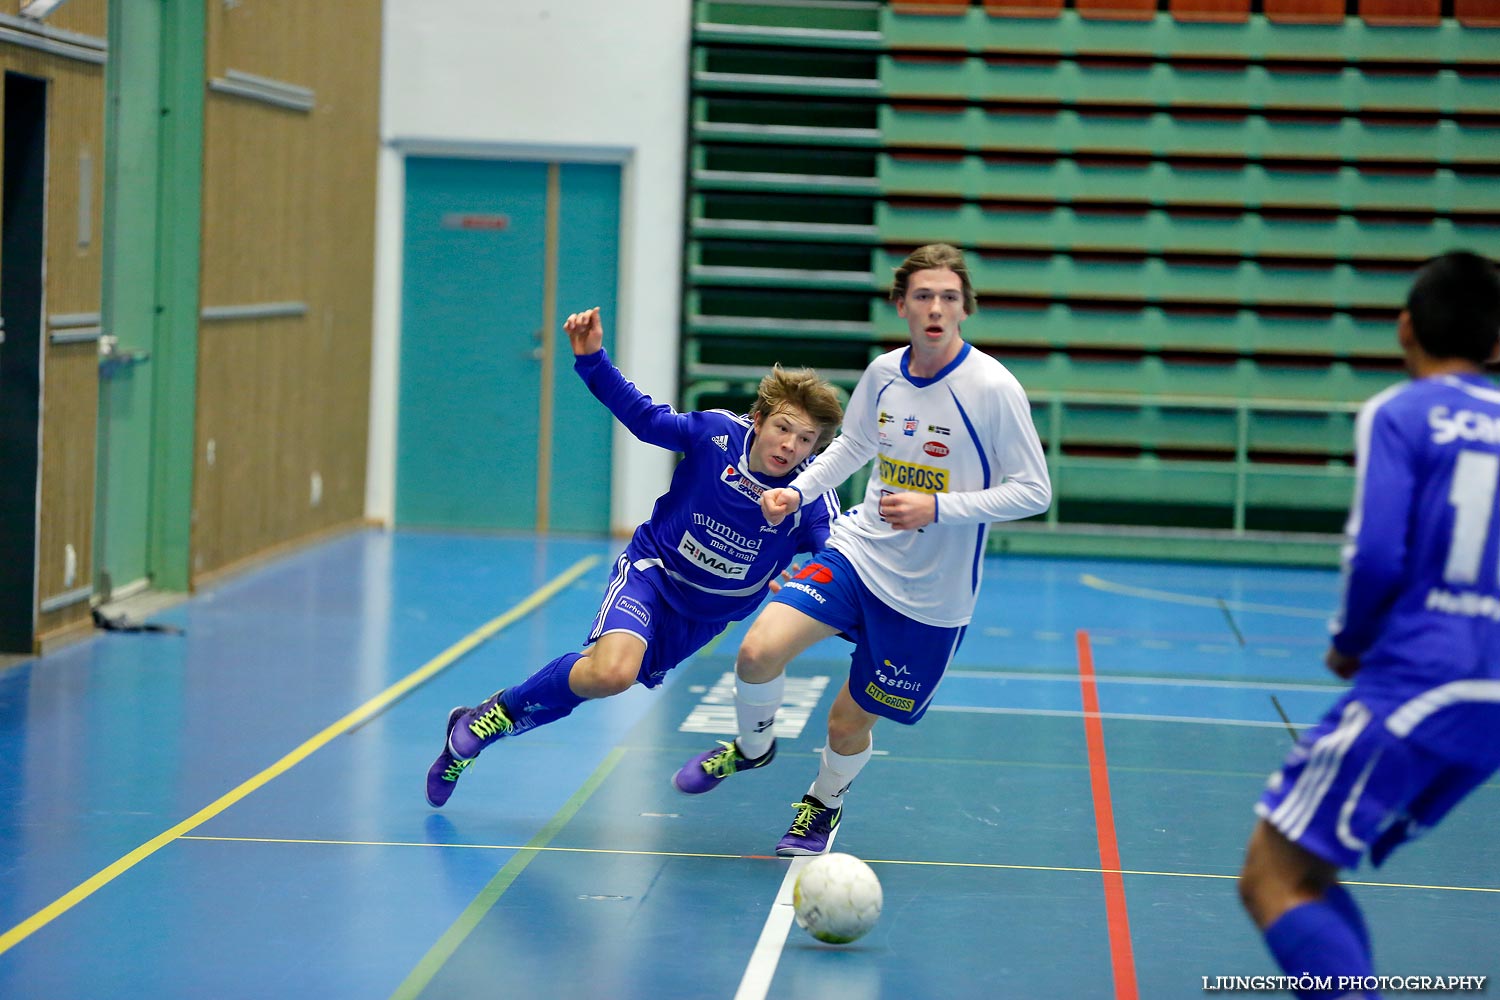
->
[1238, 251, 1500, 998]
[672, 243, 1052, 856]
[425, 306, 845, 808]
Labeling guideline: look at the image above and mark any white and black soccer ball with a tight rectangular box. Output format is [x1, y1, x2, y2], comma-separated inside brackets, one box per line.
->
[792, 852, 883, 944]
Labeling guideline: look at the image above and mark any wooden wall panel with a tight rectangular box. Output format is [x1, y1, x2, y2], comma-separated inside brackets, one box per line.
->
[199, 97, 308, 308]
[194, 0, 380, 578]
[305, 1, 380, 532]
[194, 316, 311, 576]
[38, 1, 107, 37]
[207, 0, 310, 82]
[1, 9, 107, 644]
[0, 1, 105, 34]
[196, 87, 312, 574]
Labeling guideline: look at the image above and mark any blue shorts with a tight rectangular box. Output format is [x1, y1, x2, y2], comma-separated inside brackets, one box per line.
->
[1256, 690, 1499, 869]
[771, 548, 965, 724]
[587, 553, 726, 689]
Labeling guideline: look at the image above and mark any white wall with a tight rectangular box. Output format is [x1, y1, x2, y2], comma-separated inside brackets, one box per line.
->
[367, 0, 690, 535]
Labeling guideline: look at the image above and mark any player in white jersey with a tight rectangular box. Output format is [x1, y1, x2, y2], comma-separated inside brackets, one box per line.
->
[673, 244, 1052, 855]
[1238, 252, 1500, 999]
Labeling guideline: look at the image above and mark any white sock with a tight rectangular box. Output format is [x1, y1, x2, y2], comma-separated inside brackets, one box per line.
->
[733, 673, 783, 760]
[810, 738, 873, 809]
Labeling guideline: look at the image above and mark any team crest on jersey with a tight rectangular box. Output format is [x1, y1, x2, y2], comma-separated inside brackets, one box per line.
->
[903, 415, 918, 436]
[720, 464, 765, 502]
[712, 434, 730, 451]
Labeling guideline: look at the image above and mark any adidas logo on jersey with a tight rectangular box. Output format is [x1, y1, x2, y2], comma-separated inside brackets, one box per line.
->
[712, 435, 730, 451]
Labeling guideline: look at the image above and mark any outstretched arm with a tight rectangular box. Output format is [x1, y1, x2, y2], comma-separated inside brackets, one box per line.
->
[761, 487, 802, 526]
[568, 307, 691, 451]
[564, 307, 604, 356]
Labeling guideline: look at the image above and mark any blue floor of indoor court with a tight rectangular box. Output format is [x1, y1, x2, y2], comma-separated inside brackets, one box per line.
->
[1, 529, 1495, 999]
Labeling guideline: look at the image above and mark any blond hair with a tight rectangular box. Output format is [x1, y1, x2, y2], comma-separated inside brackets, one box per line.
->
[890, 243, 977, 315]
[752, 365, 844, 452]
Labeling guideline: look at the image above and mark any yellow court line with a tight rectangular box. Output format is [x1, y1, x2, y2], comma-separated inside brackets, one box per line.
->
[389, 747, 625, 1000]
[177, 833, 1500, 896]
[182, 833, 744, 862]
[1080, 573, 1330, 619]
[0, 555, 601, 958]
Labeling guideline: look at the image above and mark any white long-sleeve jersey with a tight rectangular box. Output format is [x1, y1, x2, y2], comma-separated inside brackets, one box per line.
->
[789, 343, 1051, 627]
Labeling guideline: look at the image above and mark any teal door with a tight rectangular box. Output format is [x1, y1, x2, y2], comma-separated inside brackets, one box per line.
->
[397, 157, 619, 533]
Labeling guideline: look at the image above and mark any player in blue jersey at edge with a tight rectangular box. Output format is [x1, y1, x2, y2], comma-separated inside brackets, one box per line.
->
[673, 243, 1052, 856]
[1238, 252, 1500, 999]
[425, 306, 845, 808]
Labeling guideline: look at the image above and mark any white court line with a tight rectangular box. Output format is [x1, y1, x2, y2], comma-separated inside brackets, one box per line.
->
[1079, 573, 1330, 618]
[928, 705, 1317, 729]
[734, 856, 809, 1000]
[945, 669, 1343, 693]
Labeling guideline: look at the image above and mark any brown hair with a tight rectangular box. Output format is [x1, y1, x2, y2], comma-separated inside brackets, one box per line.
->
[752, 365, 845, 452]
[890, 243, 977, 315]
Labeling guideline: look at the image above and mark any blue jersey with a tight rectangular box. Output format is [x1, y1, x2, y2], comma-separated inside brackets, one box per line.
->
[574, 349, 839, 624]
[1332, 373, 1500, 764]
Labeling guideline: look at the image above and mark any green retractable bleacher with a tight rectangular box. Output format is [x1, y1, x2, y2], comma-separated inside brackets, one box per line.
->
[684, 0, 1500, 565]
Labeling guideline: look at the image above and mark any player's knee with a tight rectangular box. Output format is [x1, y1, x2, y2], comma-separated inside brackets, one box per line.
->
[826, 703, 873, 752]
[1237, 830, 1269, 913]
[1237, 865, 1292, 929]
[1236, 824, 1314, 929]
[595, 664, 637, 696]
[826, 713, 857, 747]
[578, 651, 638, 697]
[735, 633, 787, 683]
[1236, 865, 1262, 917]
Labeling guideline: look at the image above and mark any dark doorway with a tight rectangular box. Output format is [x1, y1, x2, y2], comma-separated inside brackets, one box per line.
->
[0, 72, 49, 652]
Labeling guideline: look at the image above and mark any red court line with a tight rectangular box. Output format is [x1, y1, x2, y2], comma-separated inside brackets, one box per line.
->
[1076, 629, 1140, 1000]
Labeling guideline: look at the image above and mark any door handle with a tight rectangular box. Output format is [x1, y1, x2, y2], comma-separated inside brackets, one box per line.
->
[98, 334, 151, 375]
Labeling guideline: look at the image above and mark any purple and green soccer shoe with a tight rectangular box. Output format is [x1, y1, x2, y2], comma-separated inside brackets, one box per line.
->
[425, 706, 474, 808]
[775, 794, 841, 857]
[448, 690, 517, 760]
[673, 739, 777, 794]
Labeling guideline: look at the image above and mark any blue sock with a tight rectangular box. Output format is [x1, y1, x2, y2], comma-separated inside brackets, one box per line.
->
[501, 652, 586, 732]
[1264, 897, 1377, 999]
[1322, 882, 1371, 955]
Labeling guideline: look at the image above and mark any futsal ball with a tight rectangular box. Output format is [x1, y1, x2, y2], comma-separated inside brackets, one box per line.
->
[792, 852, 882, 944]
